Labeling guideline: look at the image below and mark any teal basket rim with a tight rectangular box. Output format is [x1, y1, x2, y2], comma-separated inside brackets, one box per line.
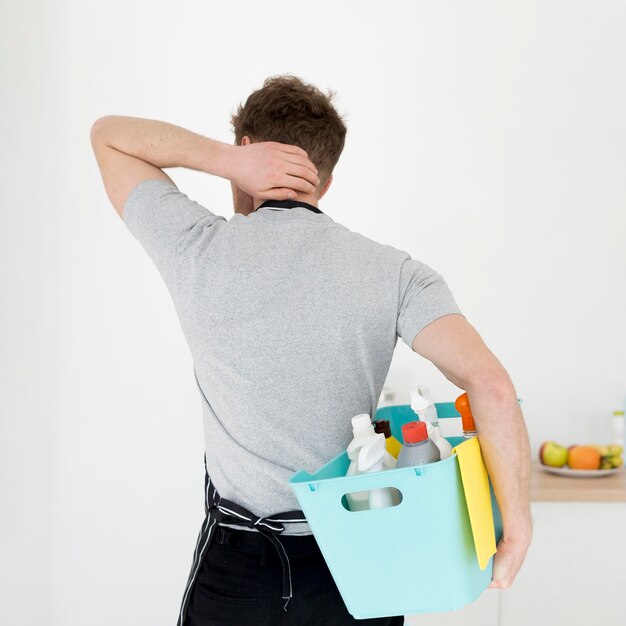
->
[289, 401, 471, 486]
[289, 437, 467, 485]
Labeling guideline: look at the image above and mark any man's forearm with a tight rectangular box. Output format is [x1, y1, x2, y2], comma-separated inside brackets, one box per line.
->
[466, 377, 532, 539]
[91, 115, 234, 179]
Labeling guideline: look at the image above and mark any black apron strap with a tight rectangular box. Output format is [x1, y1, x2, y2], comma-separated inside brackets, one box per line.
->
[176, 453, 308, 626]
[176, 454, 219, 626]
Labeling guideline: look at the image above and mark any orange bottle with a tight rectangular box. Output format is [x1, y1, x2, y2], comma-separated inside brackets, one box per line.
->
[455, 392, 477, 438]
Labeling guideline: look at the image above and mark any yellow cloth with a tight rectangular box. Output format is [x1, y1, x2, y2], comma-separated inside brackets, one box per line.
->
[451, 437, 497, 570]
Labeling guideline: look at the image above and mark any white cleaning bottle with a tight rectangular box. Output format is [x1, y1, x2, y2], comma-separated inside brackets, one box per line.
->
[359, 433, 399, 509]
[410, 389, 453, 460]
[357, 434, 397, 509]
[345, 414, 377, 511]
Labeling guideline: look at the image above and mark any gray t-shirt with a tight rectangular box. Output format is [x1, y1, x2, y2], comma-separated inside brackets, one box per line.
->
[124, 178, 463, 535]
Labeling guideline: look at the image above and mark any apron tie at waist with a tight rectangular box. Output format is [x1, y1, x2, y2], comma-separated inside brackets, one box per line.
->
[176, 451, 308, 626]
[207, 486, 308, 609]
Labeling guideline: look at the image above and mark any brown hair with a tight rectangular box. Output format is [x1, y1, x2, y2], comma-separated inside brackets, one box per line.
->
[230, 74, 347, 187]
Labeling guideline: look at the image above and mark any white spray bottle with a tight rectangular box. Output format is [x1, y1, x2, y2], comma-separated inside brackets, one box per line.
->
[358, 433, 398, 509]
[345, 414, 377, 511]
[410, 389, 453, 460]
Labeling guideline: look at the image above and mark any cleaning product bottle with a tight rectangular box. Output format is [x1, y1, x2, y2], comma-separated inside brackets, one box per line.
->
[373, 419, 402, 463]
[610, 410, 625, 447]
[396, 421, 441, 468]
[357, 434, 397, 508]
[345, 414, 378, 511]
[410, 390, 453, 460]
[455, 392, 477, 438]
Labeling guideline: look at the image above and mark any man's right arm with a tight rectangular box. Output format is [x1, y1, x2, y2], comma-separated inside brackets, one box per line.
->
[411, 313, 532, 589]
[90, 115, 320, 219]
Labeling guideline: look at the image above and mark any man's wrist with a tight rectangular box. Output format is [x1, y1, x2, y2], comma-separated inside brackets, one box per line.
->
[199, 140, 236, 181]
[502, 511, 533, 541]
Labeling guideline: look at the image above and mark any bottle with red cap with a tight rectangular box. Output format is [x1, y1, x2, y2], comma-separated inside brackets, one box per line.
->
[395, 421, 441, 469]
[454, 392, 477, 438]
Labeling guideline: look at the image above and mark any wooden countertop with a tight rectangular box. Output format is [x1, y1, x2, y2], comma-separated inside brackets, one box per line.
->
[530, 461, 626, 502]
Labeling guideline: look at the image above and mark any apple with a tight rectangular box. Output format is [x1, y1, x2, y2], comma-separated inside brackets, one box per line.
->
[539, 441, 569, 467]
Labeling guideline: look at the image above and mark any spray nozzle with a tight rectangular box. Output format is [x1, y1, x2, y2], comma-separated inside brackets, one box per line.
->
[417, 385, 434, 404]
[410, 390, 430, 421]
[410, 389, 440, 426]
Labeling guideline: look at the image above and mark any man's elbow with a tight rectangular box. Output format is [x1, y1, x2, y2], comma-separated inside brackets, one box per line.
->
[464, 366, 515, 401]
[90, 116, 115, 146]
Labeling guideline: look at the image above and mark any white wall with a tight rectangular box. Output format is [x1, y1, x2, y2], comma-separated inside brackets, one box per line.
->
[1, 1, 625, 624]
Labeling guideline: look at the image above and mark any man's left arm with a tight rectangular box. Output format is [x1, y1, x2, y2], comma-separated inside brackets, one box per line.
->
[90, 115, 320, 219]
[410, 314, 532, 589]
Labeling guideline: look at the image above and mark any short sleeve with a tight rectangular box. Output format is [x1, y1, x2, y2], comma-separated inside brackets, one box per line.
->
[123, 178, 226, 290]
[396, 256, 464, 349]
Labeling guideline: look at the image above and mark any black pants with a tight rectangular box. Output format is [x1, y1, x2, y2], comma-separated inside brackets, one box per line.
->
[185, 525, 405, 626]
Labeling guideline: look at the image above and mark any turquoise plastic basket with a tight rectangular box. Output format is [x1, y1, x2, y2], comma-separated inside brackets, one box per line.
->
[288, 402, 503, 619]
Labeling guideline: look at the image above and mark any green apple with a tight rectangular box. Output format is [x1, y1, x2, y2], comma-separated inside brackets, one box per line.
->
[539, 441, 569, 467]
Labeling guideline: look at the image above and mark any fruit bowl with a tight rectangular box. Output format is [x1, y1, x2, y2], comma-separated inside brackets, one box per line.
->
[539, 441, 624, 473]
[539, 465, 622, 478]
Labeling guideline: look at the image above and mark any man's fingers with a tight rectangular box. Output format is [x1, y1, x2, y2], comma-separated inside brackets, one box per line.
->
[258, 188, 297, 201]
[278, 143, 310, 159]
[284, 153, 319, 176]
[281, 174, 317, 194]
[243, 141, 320, 197]
[285, 163, 320, 188]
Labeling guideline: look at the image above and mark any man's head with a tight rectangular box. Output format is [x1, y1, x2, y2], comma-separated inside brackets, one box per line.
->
[230, 74, 347, 215]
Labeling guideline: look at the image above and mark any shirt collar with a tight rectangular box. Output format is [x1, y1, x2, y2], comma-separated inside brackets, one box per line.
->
[255, 199, 324, 214]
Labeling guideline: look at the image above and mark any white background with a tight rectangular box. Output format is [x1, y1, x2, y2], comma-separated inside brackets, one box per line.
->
[1, 1, 625, 624]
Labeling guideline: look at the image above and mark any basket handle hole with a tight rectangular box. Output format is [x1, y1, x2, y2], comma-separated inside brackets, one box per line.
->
[340, 488, 403, 512]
